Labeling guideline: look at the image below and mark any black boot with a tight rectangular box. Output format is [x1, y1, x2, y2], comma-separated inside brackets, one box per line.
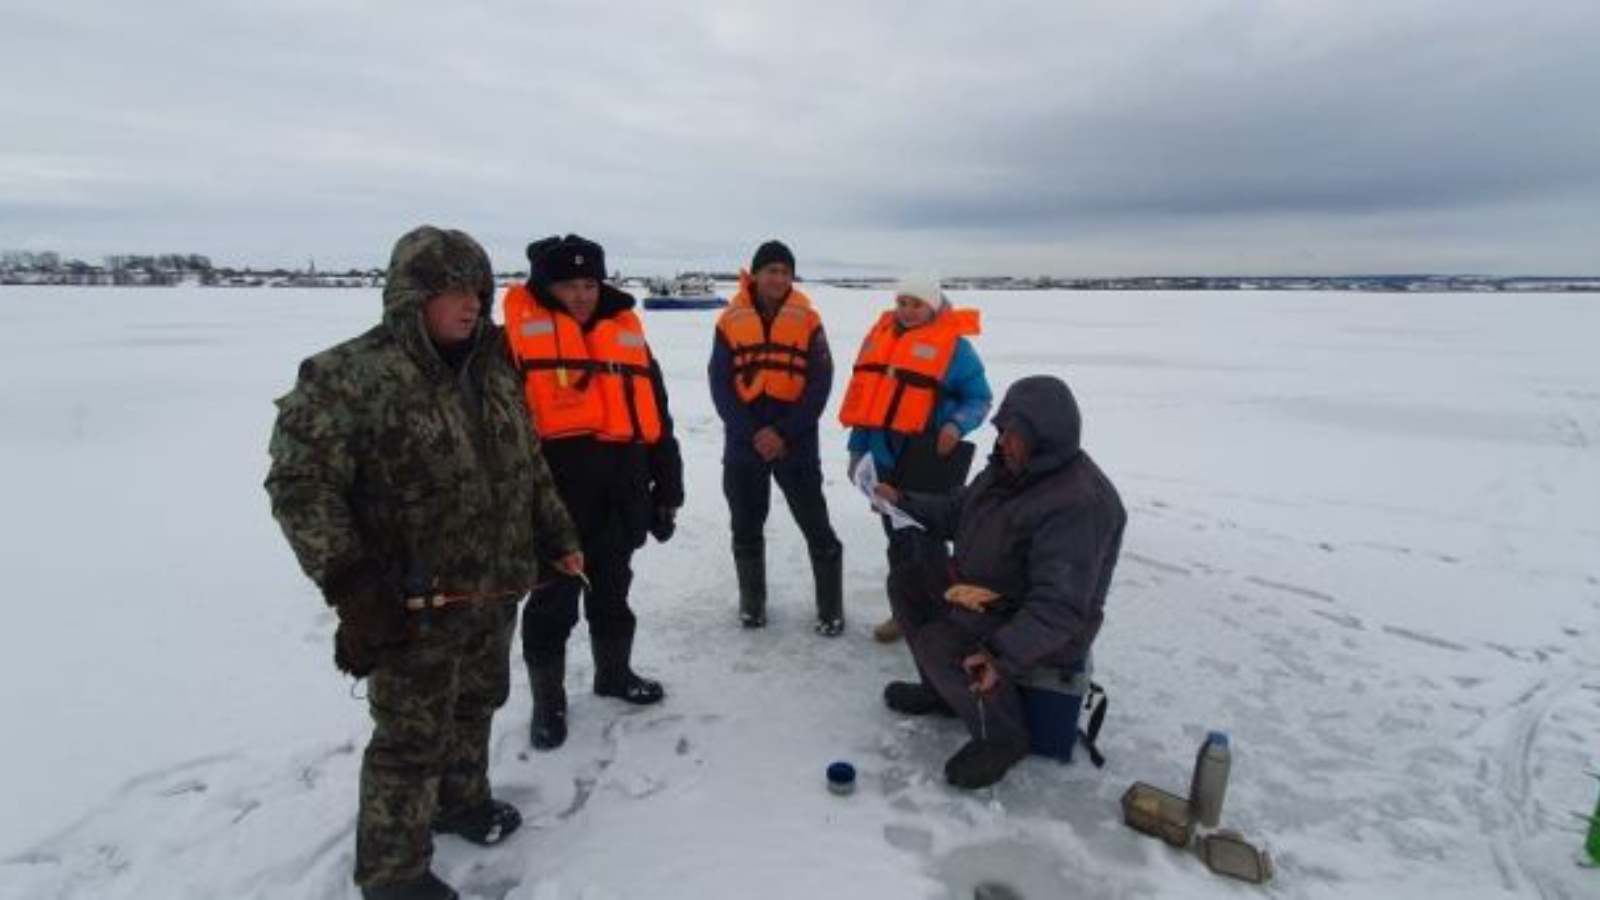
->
[592, 631, 664, 705]
[527, 650, 567, 751]
[432, 799, 523, 846]
[944, 738, 1029, 790]
[362, 871, 459, 900]
[734, 545, 767, 628]
[810, 545, 844, 637]
[883, 680, 957, 717]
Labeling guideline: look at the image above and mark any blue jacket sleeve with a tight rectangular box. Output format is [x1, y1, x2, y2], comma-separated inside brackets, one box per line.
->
[939, 338, 992, 436]
[708, 330, 760, 442]
[773, 325, 832, 441]
[847, 427, 868, 455]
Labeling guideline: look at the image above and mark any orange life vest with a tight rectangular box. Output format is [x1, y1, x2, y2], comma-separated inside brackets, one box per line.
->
[838, 306, 980, 434]
[502, 284, 663, 444]
[715, 271, 822, 404]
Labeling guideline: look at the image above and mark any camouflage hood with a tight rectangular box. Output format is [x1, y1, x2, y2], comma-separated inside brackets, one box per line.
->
[381, 226, 496, 360]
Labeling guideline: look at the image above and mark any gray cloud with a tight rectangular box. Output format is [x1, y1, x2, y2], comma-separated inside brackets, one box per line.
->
[1, 0, 1597, 274]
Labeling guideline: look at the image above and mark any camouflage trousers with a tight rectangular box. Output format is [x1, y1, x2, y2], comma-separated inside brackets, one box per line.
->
[354, 600, 518, 888]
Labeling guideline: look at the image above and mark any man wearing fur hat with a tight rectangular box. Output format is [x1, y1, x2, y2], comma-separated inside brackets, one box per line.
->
[267, 226, 583, 899]
[709, 240, 845, 634]
[841, 272, 992, 645]
[874, 375, 1125, 789]
[502, 234, 684, 751]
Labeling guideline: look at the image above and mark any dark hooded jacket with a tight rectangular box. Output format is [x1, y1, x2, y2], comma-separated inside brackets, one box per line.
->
[525, 280, 685, 546]
[899, 376, 1126, 676]
[266, 226, 580, 598]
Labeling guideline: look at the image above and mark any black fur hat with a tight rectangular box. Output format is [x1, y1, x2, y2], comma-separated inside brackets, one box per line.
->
[527, 234, 606, 287]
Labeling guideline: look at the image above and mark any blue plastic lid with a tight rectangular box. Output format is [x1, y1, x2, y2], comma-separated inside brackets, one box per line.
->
[1207, 731, 1230, 748]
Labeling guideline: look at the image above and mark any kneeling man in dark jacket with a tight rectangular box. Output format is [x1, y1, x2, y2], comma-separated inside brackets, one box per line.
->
[873, 375, 1125, 789]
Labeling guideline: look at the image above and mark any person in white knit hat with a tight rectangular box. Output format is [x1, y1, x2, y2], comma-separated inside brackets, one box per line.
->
[840, 272, 992, 645]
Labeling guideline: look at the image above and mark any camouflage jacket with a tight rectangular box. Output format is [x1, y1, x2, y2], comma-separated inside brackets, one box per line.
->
[266, 228, 579, 602]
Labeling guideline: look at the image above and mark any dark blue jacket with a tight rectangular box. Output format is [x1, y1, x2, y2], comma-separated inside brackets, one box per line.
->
[708, 310, 833, 466]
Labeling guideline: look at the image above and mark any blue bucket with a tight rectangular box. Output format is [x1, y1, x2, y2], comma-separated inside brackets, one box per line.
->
[1017, 659, 1089, 762]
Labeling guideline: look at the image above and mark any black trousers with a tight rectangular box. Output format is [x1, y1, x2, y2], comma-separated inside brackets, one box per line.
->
[883, 517, 950, 627]
[521, 517, 636, 661]
[908, 608, 1030, 752]
[723, 458, 842, 557]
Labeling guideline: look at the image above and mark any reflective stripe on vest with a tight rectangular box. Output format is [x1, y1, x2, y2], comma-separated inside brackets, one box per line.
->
[502, 284, 663, 444]
[838, 307, 980, 434]
[715, 274, 820, 403]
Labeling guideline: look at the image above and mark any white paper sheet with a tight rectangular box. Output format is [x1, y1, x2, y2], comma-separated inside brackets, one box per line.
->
[852, 454, 924, 531]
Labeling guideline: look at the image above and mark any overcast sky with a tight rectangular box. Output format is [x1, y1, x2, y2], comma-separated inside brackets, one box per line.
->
[3, 0, 1598, 275]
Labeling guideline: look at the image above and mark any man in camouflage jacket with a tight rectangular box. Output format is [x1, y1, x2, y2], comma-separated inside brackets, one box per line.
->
[266, 225, 581, 900]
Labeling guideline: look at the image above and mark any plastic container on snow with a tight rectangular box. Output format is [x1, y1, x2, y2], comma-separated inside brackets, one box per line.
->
[826, 761, 856, 796]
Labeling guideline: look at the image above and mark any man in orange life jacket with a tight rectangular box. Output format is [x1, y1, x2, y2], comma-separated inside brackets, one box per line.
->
[842, 273, 992, 645]
[709, 241, 845, 634]
[503, 234, 684, 751]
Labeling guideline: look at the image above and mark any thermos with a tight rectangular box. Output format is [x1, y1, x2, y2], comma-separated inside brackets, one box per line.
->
[1189, 731, 1232, 829]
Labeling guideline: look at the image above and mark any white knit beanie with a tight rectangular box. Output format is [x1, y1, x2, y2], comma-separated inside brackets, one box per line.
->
[893, 272, 945, 310]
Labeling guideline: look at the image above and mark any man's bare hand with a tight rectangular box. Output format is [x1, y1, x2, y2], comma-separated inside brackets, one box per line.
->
[961, 651, 1001, 694]
[936, 422, 961, 456]
[753, 427, 786, 462]
[873, 483, 902, 506]
[553, 551, 585, 578]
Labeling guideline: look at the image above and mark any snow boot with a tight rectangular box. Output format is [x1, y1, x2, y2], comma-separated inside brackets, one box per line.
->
[432, 799, 523, 846]
[735, 546, 767, 628]
[873, 616, 903, 643]
[811, 545, 844, 637]
[883, 680, 956, 717]
[944, 739, 1029, 790]
[527, 651, 567, 751]
[362, 871, 458, 900]
[592, 632, 665, 705]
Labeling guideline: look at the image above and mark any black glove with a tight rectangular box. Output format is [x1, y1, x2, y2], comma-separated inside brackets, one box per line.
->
[649, 506, 677, 543]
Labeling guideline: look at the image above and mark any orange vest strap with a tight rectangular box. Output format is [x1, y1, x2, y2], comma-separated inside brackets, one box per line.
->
[518, 357, 653, 378]
[716, 285, 819, 403]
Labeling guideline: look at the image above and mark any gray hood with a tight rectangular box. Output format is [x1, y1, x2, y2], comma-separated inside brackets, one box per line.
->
[990, 375, 1082, 480]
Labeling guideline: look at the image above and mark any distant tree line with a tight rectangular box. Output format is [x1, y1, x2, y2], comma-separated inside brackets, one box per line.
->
[0, 250, 385, 287]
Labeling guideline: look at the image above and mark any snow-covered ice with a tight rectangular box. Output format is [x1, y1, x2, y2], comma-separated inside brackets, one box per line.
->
[1, 286, 1597, 899]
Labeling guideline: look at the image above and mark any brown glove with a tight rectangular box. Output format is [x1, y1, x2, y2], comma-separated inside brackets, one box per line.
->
[944, 582, 1003, 612]
[321, 558, 409, 677]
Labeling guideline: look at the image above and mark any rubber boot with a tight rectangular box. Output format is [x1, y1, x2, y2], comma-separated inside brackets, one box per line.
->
[734, 545, 767, 628]
[944, 738, 1029, 790]
[592, 630, 664, 705]
[527, 648, 567, 751]
[811, 546, 844, 637]
[362, 871, 459, 900]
